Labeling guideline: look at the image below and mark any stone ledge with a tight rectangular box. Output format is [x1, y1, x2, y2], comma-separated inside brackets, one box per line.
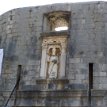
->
[10, 90, 88, 98]
[36, 78, 69, 90]
[40, 30, 69, 38]
[36, 78, 69, 84]
[1, 90, 107, 98]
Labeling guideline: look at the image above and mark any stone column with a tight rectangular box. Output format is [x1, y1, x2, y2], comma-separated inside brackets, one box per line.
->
[59, 42, 66, 78]
[40, 45, 47, 78]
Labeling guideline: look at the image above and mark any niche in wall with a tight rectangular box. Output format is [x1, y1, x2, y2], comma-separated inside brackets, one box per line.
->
[43, 11, 70, 32]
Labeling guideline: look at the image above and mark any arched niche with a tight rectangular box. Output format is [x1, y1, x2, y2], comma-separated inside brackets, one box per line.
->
[43, 11, 71, 32]
[40, 35, 67, 79]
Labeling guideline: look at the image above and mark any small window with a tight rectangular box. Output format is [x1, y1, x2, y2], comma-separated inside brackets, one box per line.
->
[0, 49, 3, 75]
[55, 26, 68, 31]
[89, 63, 93, 89]
[10, 15, 13, 20]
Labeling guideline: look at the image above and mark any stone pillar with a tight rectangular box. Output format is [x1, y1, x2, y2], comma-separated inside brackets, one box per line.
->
[59, 43, 66, 78]
[40, 45, 47, 78]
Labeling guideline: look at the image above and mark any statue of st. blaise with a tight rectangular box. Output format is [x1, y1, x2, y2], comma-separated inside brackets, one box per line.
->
[47, 47, 60, 79]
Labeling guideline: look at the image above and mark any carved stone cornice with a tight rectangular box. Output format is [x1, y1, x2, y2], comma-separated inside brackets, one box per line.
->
[40, 30, 69, 39]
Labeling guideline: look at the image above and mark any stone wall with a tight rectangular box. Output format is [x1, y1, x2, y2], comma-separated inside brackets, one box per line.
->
[0, 1, 107, 107]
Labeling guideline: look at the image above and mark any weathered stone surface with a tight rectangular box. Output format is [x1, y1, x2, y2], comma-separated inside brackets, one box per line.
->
[0, 1, 107, 107]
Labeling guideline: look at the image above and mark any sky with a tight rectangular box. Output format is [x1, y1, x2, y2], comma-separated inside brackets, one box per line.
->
[0, 0, 107, 15]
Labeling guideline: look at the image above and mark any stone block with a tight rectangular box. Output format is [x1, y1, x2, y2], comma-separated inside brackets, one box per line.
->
[99, 84, 107, 89]
[99, 72, 106, 76]
[69, 58, 83, 63]
[68, 83, 87, 89]
[76, 74, 86, 80]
